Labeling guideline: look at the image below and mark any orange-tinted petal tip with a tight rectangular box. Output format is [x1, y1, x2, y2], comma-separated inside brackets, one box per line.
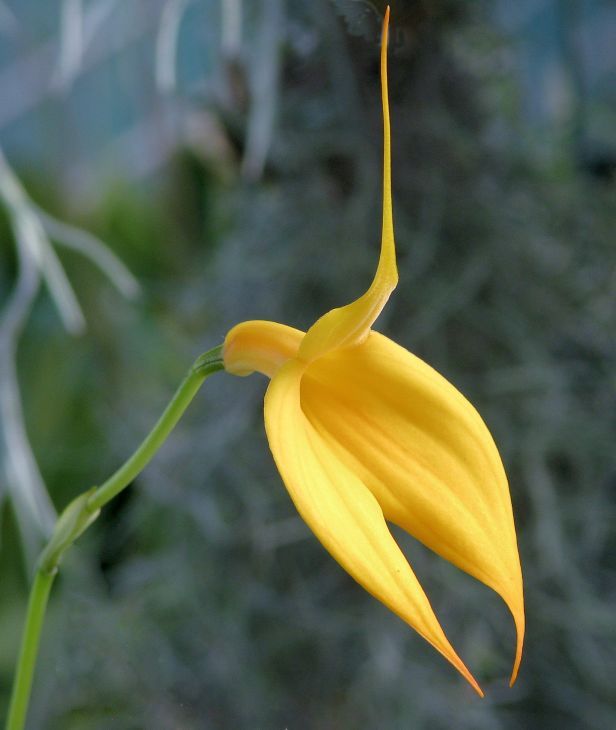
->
[509, 610, 525, 686]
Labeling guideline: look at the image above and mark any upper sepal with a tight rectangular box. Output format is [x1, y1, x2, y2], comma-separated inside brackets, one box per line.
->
[298, 8, 397, 364]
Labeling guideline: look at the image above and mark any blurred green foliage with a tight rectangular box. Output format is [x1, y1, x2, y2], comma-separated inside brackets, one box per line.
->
[1, 1, 616, 728]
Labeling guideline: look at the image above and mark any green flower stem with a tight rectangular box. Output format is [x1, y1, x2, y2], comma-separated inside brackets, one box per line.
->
[4, 344, 225, 730]
[88, 345, 225, 512]
[5, 569, 55, 730]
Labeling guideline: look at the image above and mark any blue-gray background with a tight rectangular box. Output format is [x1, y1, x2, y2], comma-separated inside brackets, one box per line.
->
[1, 1, 615, 728]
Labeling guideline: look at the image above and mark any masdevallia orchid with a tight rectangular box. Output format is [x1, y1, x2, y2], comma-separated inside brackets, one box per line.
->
[223, 8, 524, 696]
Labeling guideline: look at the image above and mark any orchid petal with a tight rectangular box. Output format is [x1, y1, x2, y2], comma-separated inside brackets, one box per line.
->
[264, 357, 484, 696]
[302, 331, 525, 684]
[298, 7, 397, 364]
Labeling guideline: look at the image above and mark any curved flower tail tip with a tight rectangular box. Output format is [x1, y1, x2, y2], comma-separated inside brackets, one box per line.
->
[510, 602, 525, 686]
[379, 6, 396, 294]
[264, 359, 483, 697]
[298, 7, 397, 363]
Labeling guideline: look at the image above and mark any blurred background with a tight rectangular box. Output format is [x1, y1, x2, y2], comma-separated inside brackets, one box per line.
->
[1, 0, 615, 728]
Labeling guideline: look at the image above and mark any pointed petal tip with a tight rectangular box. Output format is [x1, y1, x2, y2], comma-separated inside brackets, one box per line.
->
[509, 614, 525, 687]
[423, 620, 483, 697]
[382, 8, 390, 59]
[460, 667, 484, 699]
[447, 650, 484, 698]
[499, 584, 524, 687]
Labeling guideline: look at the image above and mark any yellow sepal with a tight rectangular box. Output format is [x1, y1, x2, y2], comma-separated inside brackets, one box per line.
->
[298, 7, 397, 363]
[303, 331, 525, 684]
[265, 356, 484, 696]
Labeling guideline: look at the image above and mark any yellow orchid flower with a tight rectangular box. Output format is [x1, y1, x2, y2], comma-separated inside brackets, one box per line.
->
[223, 8, 524, 696]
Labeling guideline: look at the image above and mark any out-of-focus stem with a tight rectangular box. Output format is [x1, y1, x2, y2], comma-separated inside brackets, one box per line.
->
[4, 344, 225, 730]
[5, 569, 55, 730]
